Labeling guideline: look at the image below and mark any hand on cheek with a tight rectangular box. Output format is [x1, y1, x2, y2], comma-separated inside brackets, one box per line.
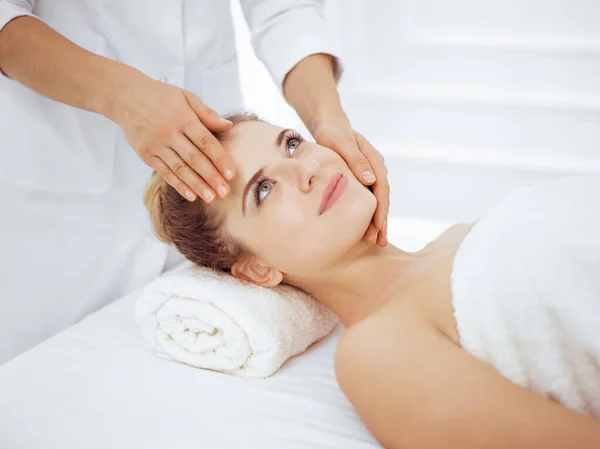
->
[315, 124, 389, 247]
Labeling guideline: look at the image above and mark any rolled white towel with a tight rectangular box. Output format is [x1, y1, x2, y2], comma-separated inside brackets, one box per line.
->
[134, 263, 339, 378]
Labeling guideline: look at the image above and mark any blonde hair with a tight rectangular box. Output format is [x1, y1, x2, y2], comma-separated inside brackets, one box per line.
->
[144, 171, 172, 244]
[143, 112, 261, 271]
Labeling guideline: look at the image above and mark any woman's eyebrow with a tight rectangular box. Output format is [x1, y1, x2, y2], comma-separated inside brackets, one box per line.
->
[276, 128, 291, 147]
[242, 168, 265, 216]
[241, 129, 291, 215]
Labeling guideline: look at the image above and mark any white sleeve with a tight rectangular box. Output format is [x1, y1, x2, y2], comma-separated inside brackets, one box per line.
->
[0, 0, 37, 78]
[238, 0, 343, 92]
[0, 0, 36, 32]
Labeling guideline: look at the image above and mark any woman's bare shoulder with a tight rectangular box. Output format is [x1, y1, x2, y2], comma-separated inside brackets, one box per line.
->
[334, 306, 600, 449]
[334, 303, 431, 380]
[333, 311, 443, 448]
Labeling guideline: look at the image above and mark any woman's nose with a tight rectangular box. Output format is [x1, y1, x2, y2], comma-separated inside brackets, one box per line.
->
[297, 159, 320, 193]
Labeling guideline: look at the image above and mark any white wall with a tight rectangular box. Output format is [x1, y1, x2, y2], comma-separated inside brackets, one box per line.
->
[232, 0, 600, 222]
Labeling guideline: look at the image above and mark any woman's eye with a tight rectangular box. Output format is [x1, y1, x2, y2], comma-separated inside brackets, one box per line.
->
[288, 139, 300, 155]
[286, 134, 303, 157]
[257, 180, 274, 204]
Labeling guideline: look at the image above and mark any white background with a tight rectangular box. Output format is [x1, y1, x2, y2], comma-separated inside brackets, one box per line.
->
[232, 0, 600, 222]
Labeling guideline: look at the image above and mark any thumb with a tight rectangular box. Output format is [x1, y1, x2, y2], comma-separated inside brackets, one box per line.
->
[339, 139, 376, 185]
[183, 91, 232, 132]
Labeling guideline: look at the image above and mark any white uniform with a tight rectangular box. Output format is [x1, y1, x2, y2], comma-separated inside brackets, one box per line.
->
[0, 0, 339, 364]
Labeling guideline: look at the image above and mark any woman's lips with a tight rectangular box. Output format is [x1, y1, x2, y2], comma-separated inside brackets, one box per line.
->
[319, 173, 348, 215]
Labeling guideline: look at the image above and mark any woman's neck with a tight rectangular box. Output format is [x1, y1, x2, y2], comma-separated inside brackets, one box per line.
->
[290, 241, 433, 328]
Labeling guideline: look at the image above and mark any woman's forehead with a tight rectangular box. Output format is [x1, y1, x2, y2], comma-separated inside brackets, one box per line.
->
[218, 121, 285, 209]
[225, 121, 284, 161]
[229, 120, 280, 141]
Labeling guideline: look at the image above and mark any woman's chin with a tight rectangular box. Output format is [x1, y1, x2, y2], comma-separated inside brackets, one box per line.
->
[338, 190, 377, 243]
[355, 187, 378, 222]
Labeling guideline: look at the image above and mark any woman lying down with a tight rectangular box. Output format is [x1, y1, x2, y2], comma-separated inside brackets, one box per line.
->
[144, 112, 600, 448]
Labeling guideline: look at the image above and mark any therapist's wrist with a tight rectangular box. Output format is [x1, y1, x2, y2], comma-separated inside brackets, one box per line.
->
[309, 106, 350, 138]
[291, 88, 347, 137]
[97, 61, 148, 122]
[283, 53, 346, 137]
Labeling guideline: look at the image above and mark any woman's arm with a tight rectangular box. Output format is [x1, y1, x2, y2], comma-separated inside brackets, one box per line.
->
[0, 16, 235, 202]
[335, 318, 600, 449]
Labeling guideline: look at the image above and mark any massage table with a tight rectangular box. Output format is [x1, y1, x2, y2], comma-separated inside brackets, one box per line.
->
[0, 217, 451, 448]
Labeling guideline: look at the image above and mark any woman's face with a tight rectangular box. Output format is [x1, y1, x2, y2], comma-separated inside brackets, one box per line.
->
[214, 121, 376, 279]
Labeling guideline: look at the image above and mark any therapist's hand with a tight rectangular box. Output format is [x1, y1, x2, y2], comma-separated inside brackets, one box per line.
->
[314, 122, 389, 247]
[108, 73, 236, 202]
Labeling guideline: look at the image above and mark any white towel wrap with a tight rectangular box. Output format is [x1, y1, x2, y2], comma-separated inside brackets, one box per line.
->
[451, 175, 600, 417]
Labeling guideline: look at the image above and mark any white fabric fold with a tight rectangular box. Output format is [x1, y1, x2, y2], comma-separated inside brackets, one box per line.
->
[451, 175, 600, 417]
[135, 263, 339, 378]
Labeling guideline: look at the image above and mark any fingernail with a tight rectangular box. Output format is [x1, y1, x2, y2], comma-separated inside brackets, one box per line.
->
[185, 190, 196, 201]
[224, 168, 234, 180]
[204, 190, 215, 202]
[217, 185, 228, 198]
[362, 171, 376, 183]
[373, 232, 378, 246]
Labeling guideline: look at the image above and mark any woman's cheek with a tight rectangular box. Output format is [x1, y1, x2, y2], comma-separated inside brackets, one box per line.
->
[276, 199, 310, 224]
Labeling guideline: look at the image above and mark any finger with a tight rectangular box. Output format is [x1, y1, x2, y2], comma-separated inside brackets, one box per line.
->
[363, 223, 379, 246]
[384, 217, 388, 245]
[174, 134, 230, 199]
[377, 227, 388, 247]
[328, 135, 375, 186]
[160, 148, 216, 203]
[149, 156, 198, 202]
[183, 90, 232, 132]
[184, 120, 237, 182]
[357, 132, 389, 232]
[371, 179, 390, 234]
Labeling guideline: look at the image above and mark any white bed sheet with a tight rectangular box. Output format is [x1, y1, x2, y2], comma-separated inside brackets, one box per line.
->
[0, 217, 452, 449]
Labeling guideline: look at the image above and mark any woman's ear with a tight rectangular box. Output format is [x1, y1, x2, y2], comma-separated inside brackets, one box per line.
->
[231, 259, 283, 288]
